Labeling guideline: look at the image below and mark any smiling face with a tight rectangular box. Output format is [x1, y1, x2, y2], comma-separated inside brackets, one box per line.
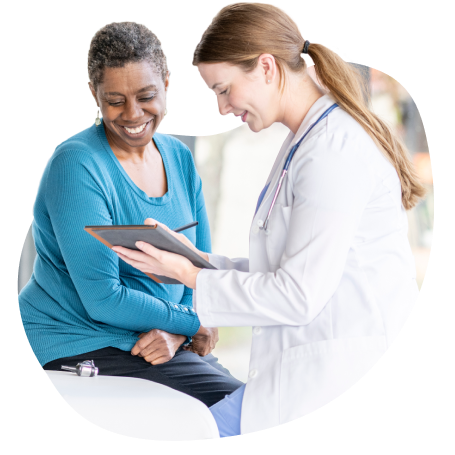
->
[90, 61, 168, 150]
[198, 59, 279, 133]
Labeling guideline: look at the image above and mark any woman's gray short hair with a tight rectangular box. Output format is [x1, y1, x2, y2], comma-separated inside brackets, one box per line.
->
[88, 22, 168, 90]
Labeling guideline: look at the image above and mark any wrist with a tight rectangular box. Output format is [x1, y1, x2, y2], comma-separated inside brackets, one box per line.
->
[174, 334, 186, 345]
[178, 264, 201, 289]
[199, 251, 209, 262]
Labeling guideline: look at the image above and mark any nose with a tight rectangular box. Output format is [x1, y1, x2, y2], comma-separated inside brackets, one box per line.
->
[217, 98, 232, 116]
[123, 99, 143, 123]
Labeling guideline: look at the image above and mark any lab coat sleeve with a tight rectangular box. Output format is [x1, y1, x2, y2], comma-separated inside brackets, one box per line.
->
[207, 254, 249, 272]
[194, 132, 376, 327]
[192, 254, 249, 311]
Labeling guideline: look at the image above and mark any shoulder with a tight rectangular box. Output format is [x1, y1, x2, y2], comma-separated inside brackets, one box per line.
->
[43, 125, 110, 185]
[299, 106, 392, 174]
[290, 107, 385, 190]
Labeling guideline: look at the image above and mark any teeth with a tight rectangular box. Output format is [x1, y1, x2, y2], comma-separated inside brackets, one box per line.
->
[124, 123, 147, 134]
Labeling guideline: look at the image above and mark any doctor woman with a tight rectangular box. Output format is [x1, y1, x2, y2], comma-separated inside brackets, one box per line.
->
[113, 3, 425, 437]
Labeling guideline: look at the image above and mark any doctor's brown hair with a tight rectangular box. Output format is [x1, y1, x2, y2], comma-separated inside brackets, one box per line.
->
[193, 3, 425, 210]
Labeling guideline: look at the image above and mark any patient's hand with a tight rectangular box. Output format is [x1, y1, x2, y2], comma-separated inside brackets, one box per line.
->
[131, 329, 186, 365]
[184, 326, 219, 357]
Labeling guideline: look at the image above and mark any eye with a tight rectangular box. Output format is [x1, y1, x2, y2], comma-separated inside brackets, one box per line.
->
[107, 100, 124, 106]
[220, 89, 227, 95]
[140, 96, 155, 102]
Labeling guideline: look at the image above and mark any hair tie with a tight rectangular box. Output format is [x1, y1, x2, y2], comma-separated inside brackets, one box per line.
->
[302, 40, 310, 54]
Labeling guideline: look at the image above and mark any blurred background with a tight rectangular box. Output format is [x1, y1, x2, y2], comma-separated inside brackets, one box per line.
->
[18, 66, 432, 384]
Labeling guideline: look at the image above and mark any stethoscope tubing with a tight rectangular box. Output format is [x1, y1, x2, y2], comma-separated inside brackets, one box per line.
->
[261, 103, 339, 231]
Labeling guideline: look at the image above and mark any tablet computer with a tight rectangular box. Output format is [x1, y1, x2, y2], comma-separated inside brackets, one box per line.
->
[84, 224, 216, 285]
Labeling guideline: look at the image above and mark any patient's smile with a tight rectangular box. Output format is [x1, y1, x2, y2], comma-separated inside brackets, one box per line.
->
[123, 122, 148, 134]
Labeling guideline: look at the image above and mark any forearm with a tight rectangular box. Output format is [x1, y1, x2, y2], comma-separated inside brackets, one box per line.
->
[83, 284, 201, 336]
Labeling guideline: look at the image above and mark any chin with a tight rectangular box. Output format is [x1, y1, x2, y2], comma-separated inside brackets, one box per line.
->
[248, 123, 263, 133]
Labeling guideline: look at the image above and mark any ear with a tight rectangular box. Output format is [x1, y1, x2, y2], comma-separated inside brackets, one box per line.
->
[164, 71, 170, 92]
[88, 82, 99, 106]
[257, 54, 278, 84]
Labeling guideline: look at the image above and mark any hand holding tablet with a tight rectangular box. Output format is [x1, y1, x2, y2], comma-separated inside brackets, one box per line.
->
[85, 219, 215, 285]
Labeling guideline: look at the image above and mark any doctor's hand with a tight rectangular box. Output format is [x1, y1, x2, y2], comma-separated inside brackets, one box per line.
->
[113, 240, 200, 289]
[131, 329, 186, 365]
[144, 218, 209, 262]
[184, 326, 219, 357]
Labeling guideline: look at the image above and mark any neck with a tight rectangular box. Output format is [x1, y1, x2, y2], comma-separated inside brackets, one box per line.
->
[278, 71, 326, 135]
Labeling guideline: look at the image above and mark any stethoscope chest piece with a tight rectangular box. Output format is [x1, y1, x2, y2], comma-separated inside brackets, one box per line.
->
[256, 219, 271, 235]
[61, 360, 99, 377]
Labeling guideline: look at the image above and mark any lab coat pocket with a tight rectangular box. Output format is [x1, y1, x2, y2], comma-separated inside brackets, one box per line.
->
[279, 336, 387, 424]
[265, 204, 292, 266]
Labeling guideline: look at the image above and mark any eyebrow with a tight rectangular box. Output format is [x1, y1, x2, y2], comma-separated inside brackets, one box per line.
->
[104, 85, 158, 96]
[211, 82, 223, 90]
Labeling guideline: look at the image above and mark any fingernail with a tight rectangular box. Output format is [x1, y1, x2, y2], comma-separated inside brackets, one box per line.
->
[136, 241, 144, 248]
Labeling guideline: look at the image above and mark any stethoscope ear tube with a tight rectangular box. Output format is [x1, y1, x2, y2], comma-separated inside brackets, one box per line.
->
[263, 169, 287, 231]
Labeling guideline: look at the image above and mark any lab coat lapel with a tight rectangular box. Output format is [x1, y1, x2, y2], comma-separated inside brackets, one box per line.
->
[252, 94, 337, 223]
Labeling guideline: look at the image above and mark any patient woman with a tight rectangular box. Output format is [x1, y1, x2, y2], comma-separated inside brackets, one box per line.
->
[18, 22, 242, 406]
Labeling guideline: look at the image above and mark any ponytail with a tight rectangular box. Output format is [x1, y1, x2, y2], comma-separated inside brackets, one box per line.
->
[307, 43, 425, 209]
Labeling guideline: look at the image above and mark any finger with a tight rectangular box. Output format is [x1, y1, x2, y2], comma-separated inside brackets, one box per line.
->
[134, 241, 163, 260]
[131, 332, 158, 356]
[138, 333, 146, 339]
[151, 356, 172, 365]
[131, 342, 142, 356]
[138, 341, 161, 358]
[116, 252, 153, 273]
[144, 218, 158, 226]
[112, 246, 156, 264]
[143, 350, 169, 364]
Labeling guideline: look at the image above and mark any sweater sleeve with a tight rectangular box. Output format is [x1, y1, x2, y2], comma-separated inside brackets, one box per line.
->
[45, 150, 200, 336]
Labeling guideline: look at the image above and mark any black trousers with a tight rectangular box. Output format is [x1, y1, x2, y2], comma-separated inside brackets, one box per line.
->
[43, 347, 244, 408]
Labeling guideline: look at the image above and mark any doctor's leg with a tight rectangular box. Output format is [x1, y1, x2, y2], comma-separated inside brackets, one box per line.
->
[209, 384, 246, 438]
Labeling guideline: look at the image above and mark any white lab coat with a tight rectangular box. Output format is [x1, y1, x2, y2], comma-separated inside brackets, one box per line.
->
[194, 94, 419, 434]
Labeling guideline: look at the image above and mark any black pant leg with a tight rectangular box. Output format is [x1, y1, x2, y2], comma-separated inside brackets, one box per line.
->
[43, 347, 243, 407]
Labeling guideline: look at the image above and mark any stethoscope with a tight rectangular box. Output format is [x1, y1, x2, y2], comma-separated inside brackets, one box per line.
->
[260, 103, 339, 231]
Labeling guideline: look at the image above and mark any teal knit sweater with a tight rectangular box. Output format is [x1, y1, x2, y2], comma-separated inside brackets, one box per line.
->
[19, 122, 210, 366]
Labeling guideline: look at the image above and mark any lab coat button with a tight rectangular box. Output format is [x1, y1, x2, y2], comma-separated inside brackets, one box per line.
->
[253, 326, 262, 335]
[257, 220, 264, 228]
[249, 369, 258, 378]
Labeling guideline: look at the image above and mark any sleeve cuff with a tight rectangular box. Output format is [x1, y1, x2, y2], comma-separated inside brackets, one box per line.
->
[183, 336, 192, 346]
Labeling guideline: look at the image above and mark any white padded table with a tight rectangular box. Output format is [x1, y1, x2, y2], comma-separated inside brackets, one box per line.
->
[46, 371, 220, 440]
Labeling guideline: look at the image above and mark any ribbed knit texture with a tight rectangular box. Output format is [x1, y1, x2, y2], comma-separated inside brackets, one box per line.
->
[19, 122, 211, 366]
